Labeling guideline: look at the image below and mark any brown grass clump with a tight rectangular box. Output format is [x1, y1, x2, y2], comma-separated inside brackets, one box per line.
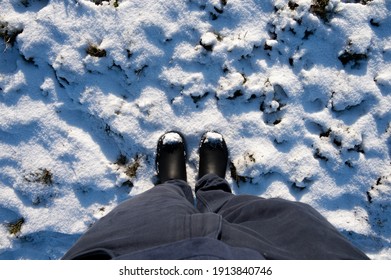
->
[87, 44, 107, 57]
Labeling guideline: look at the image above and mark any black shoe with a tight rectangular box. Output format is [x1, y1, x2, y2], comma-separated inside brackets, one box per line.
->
[156, 131, 187, 183]
[198, 131, 228, 179]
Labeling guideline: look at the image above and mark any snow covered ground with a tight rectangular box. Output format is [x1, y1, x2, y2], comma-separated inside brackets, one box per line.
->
[1, 0, 391, 259]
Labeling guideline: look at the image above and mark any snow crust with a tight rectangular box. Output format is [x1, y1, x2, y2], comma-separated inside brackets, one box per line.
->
[203, 131, 224, 144]
[1, 0, 391, 259]
[162, 132, 183, 145]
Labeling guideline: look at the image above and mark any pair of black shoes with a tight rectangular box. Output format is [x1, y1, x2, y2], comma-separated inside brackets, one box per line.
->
[156, 131, 228, 183]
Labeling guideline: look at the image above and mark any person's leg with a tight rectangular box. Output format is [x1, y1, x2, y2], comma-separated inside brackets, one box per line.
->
[195, 131, 233, 212]
[196, 174, 368, 259]
[62, 180, 198, 259]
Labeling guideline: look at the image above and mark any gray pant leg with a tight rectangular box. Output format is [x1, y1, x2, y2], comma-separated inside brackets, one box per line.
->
[195, 174, 369, 259]
[63, 179, 221, 259]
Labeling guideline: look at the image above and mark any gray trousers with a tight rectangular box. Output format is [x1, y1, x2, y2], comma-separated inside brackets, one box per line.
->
[62, 174, 369, 259]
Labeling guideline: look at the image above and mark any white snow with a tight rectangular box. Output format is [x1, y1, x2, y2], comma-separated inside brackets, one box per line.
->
[203, 131, 224, 144]
[1, 0, 391, 260]
[200, 32, 218, 48]
[162, 132, 183, 145]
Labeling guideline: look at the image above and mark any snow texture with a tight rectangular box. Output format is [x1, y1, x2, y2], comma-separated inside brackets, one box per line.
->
[162, 132, 183, 145]
[203, 131, 224, 144]
[1, 0, 391, 259]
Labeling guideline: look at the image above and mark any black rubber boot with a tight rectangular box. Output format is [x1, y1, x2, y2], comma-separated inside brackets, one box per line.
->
[156, 131, 187, 183]
[198, 131, 228, 179]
